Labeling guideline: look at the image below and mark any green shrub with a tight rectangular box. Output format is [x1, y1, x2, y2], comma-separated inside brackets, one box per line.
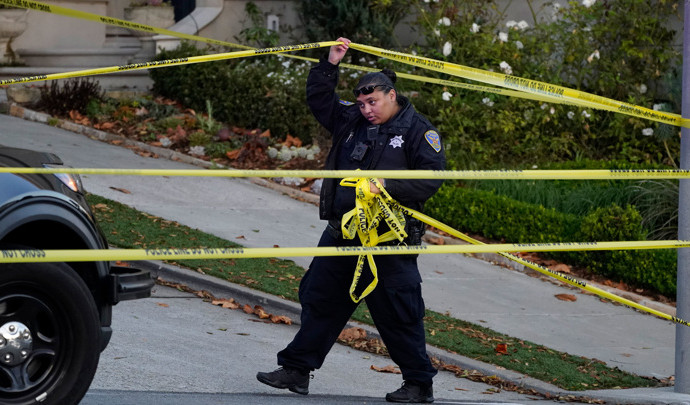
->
[149, 42, 320, 143]
[426, 184, 677, 296]
[425, 182, 579, 244]
[298, 0, 410, 50]
[408, 0, 681, 169]
[573, 205, 676, 296]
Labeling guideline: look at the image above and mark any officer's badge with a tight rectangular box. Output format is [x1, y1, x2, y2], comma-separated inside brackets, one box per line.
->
[389, 135, 404, 148]
[424, 130, 442, 153]
[339, 99, 355, 106]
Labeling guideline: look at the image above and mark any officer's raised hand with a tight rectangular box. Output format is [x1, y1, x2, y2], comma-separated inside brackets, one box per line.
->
[328, 37, 351, 65]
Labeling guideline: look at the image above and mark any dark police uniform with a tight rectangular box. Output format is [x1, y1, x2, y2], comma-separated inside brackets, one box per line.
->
[276, 56, 446, 387]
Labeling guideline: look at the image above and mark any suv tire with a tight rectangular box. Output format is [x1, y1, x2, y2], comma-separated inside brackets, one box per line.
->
[0, 259, 100, 405]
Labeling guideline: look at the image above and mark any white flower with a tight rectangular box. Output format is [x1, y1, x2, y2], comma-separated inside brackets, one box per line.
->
[423, 0, 429, 3]
[567, 111, 575, 119]
[267, 147, 279, 159]
[189, 145, 205, 156]
[532, 165, 538, 169]
[541, 103, 548, 110]
[498, 32, 509, 43]
[267, 72, 275, 78]
[482, 97, 494, 107]
[642, 128, 654, 136]
[515, 40, 524, 50]
[281, 61, 290, 69]
[442, 41, 452, 56]
[499, 61, 512, 75]
[310, 145, 321, 154]
[470, 23, 480, 33]
[582, 110, 591, 118]
[582, 0, 596, 7]
[587, 50, 600, 63]
[434, 29, 441, 37]
[159, 137, 172, 147]
[306, 153, 315, 160]
[551, 2, 561, 21]
[638, 84, 648, 94]
[550, 107, 555, 115]
[517, 20, 529, 30]
[653, 103, 666, 111]
[442, 91, 453, 101]
[438, 17, 451, 26]
[506, 20, 517, 29]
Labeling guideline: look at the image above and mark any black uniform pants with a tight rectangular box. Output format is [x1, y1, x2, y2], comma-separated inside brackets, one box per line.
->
[277, 229, 437, 386]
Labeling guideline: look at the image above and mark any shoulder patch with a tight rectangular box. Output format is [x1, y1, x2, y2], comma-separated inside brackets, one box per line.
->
[339, 99, 355, 106]
[424, 130, 442, 153]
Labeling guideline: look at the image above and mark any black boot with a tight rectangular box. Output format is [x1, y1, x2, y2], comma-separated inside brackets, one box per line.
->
[256, 367, 310, 395]
[385, 381, 434, 403]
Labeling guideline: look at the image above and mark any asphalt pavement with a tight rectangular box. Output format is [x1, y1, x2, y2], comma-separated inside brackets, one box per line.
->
[2, 100, 690, 404]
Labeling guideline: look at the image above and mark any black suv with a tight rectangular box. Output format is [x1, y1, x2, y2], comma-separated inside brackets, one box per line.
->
[0, 146, 154, 405]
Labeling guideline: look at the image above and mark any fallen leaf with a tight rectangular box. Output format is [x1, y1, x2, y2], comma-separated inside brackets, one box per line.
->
[253, 305, 270, 319]
[495, 343, 508, 354]
[549, 263, 571, 273]
[226, 149, 241, 160]
[212, 298, 240, 309]
[236, 235, 246, 239]
[109, 186, 132, 194]
[243, 304, 253, 314]
[157, 302, 169, 307]
[554, 294, 577, 302]
[270, 315, 292, 325]
[371, 364, 401, 374]
[338, 327, 367, 341]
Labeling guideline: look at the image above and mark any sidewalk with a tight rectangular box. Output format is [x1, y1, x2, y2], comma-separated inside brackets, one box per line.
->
[1, 104, 689, 404]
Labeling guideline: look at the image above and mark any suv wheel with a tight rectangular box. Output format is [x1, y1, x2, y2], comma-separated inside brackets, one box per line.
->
[0, 260, 101, 405]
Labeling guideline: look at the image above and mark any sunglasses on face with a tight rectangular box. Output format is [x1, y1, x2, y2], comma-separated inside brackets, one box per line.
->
[353, 85, 391, 98]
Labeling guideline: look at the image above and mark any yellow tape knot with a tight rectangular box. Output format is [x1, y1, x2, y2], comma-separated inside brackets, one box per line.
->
[338, 176, 408, 303]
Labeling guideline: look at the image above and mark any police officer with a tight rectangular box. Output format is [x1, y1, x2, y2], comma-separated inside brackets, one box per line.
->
[257, 37, 446, 403]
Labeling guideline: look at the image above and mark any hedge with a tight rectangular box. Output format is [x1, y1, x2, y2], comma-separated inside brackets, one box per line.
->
[425, 183, 677, 297]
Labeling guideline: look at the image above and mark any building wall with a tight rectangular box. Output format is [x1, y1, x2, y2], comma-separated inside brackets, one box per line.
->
[12, 0, 108, 51]
[199, 0, 303, 47]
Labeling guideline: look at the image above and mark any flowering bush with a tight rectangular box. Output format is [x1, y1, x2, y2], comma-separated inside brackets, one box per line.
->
[409, 0, 681, 169]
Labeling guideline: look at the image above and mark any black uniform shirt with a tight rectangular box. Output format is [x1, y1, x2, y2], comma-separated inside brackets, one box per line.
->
[306, 56, 446, 220]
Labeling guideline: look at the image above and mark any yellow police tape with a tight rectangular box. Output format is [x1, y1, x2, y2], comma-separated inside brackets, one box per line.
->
[339, 177, 408, 302]
[5, 167, 690, 180]
[394, 204, 689, 327]
[0, 42, 339, 86]
[347, 43, 690, 129]
[0, 0, 685, 127]
[0, 0, 535, 106]
[0, 241, 688, 326]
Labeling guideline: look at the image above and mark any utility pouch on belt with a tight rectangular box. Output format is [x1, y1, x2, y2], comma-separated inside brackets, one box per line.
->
[405, 217, 425, 246]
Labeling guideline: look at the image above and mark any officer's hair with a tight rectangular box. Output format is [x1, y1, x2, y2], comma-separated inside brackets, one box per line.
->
[355, 69, 397, 95]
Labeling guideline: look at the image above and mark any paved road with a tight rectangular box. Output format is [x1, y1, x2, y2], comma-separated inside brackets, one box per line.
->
[84, 284, 545, 404]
